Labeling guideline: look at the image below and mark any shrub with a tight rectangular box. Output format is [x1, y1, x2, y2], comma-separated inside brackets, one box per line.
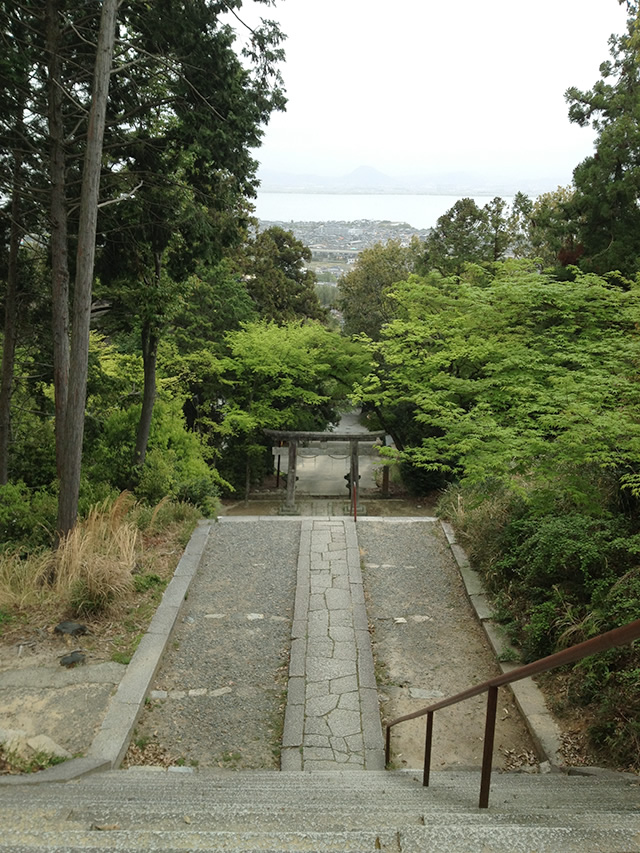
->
[0, 482, 57, 550]
[436, 481, 519, 576]
[586, 656, 640, 768]
[399, 460, 449, 496]
[86, 399, 220, 512]
[441, 474, 640, 769]
[7, 414, 57, 489]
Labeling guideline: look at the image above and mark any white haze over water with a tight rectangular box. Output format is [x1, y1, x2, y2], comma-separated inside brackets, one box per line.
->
[254, 193, 513, 230]
[239, 1, 629, 193]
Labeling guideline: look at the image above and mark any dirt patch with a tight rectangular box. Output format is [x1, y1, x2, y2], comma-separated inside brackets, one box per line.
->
[376, 641, 537, 772]
[537, 672, 600, 768]
[0, 521, 194, 774]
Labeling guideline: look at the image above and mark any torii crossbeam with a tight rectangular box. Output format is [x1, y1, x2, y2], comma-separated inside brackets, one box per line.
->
[264, 429, 386, 516]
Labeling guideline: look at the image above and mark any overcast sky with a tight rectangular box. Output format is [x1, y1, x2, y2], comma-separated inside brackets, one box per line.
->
[241, 0, 629, 187]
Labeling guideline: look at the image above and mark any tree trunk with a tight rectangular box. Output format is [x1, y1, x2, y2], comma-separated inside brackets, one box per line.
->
[57, 0, 118, 536]
[133, 248, 162, 472]
[0, 140, 24, 485]
[46, 0, 70, 477]
[134, 319, 158, 470]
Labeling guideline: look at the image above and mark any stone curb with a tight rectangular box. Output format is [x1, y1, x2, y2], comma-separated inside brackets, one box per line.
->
[0, 519, 212, 787]
[439, 519, 564, 768]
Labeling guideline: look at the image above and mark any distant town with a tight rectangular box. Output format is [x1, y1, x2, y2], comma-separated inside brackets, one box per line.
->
[258, 219, 430, 280]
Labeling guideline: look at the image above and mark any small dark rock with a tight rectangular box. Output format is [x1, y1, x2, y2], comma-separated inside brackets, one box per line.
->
[54, 621, 88, 637]
[60, 651, 86, 667]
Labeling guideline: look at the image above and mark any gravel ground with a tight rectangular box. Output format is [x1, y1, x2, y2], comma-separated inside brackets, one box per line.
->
[358, 520, 538, 772]
[128, 514, 537, 774]
[129, 520, 299, 770]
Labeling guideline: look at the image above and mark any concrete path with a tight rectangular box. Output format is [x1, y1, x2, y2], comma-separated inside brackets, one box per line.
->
[282, 519, 385, 771]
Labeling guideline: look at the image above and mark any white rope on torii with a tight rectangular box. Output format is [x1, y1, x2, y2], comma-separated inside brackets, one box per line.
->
[264, 428, 386, 517]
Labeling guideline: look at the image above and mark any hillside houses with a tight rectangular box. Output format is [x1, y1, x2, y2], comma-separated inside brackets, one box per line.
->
[258, 219, 430, 264]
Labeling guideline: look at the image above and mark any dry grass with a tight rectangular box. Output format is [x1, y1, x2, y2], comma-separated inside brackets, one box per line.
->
[53, 494, 140, 616]
[0, 493, 139, 616]
[0, 493, 200, 635]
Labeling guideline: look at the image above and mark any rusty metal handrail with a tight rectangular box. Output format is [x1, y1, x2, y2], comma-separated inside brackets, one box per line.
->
[384, 618, 640, 808]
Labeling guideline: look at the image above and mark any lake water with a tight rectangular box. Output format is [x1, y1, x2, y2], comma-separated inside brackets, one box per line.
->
[254, 192, 510, 230]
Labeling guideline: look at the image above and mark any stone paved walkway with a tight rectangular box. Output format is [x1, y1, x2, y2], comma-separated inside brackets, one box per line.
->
[281, 519, 385, 771]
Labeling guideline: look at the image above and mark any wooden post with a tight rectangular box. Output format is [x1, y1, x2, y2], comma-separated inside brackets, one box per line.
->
[479, 685, 498, 808]
[276, 443, 282, 489]
[284, 440, 298, 514]
[350, 440, 358, 519]
[423, 711, 434, 787]
[381, 434, 390, 497]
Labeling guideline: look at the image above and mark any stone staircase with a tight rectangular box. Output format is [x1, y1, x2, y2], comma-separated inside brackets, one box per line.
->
[1, 767, 638, 851]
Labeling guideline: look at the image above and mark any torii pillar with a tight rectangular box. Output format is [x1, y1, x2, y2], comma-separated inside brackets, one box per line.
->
[264, 428, 386, 517]
[349, 439, 359, 517]
[283, 439, 299, 515]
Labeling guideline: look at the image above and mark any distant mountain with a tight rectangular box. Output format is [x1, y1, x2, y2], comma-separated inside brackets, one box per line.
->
[257, 166, 566, 197]
[334, 166, 406, 191]
[257, 166, 408, 193]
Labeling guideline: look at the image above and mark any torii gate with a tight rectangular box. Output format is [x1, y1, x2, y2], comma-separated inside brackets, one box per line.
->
[264, 429, 386, 517]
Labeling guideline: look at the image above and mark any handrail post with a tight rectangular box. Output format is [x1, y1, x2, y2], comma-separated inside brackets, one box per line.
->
[385, 725, 391, 766]
[382, 619, 640, 809]
[423, 711, 434, 787]
[479, 685, 498, 808]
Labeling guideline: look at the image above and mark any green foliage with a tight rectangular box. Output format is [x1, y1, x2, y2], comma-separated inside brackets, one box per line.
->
[77, 478, 120, 520]
[133, 572, 166, 593]
[6, 412, 57, 490]
[565, 4, 640, 277]
[240, 227, 326, 323]
[399, 460, 448, 496]
[68, 578, 113, 617]
[498, 514, 626, 599]
[529, 186, 582, 269]
[130, 499, 200, 539]
[356, 263, 640, 500]
[438, 475, 640, 767]
[0, 482, 57, 550]
[0, 608, 14, 635]
[315, 282, 339, 309]
[0, 746, 67, 775]
[506, 191, 534, 259]
[385, 255, 640, 768]
[420, 197, 503, 277]
[86, 399, 220, 514]
[172, 261, 257, 353]
[338, 239, 418, 339]
[207, 320, 369, 491]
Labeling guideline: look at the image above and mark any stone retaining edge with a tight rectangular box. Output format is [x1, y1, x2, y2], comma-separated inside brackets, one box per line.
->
[439, 520, 564, 769]
[87, 519, 212, 770]
[0, 519, 212, 786]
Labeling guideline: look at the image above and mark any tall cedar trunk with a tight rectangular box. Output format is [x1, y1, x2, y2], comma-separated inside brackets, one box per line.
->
[46, 0, 70, 476]
[0, 139, 24, 484]
[134, 320, 158, 469]
[57, 0, 118, 536]
[133, 249, 162, 471]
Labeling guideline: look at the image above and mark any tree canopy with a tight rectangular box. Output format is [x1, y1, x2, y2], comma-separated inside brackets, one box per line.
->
[355, 261, 640, 498]
[0, 0, 287, 533]
[338, 239, 419, 339]
[565, 2, 640, 277]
